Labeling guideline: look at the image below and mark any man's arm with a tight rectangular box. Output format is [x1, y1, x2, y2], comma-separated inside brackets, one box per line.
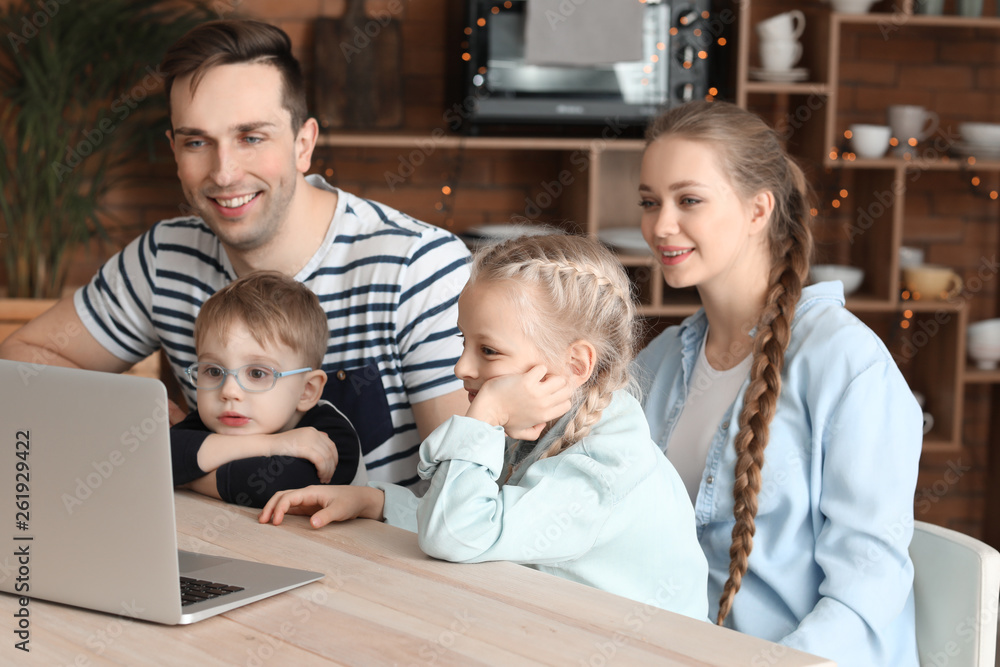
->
[0, 296, 131, 372]
[411, 389, 469, 440]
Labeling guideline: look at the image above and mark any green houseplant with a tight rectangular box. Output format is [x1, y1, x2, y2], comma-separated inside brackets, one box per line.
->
[0, 0, 212, 299]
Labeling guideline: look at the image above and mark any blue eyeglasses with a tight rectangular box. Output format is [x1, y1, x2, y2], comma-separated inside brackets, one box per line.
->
[184, 362, 312, 393]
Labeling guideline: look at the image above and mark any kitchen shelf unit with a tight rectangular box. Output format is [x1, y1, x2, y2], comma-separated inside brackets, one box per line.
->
[735, 0, 1000, 453]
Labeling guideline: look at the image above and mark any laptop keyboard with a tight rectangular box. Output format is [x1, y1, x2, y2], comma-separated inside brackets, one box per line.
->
[180, 576, 245, 606]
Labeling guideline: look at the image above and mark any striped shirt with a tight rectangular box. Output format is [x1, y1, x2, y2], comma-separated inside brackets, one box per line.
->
[75, 176, 471, 487]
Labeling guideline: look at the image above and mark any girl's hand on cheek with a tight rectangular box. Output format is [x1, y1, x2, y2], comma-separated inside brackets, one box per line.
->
[467, 365, 574, 440]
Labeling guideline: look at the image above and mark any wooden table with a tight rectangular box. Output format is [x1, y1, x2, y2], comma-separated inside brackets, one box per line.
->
[0, 492, 834, 666]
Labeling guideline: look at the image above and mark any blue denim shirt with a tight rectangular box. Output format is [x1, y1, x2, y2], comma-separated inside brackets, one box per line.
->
[634, 282, 921, 666]
[378, 390, 710, 621]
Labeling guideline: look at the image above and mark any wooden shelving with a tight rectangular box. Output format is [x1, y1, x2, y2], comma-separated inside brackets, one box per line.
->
[735, 1, 1000, 449]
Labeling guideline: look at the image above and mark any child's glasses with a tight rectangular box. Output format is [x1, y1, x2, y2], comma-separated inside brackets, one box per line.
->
[184, 363, 312, 393]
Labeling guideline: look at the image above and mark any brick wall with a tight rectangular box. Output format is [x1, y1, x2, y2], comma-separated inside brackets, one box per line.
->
[4, 0, 999, 538]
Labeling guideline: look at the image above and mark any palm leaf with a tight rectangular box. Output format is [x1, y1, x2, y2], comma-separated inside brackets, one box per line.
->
[0, 0, 215, 298]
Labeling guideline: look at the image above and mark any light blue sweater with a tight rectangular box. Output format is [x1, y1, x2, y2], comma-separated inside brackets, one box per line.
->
[377, 390, 710, 620]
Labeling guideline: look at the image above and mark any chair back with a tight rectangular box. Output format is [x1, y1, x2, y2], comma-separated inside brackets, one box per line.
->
[910, 520, 1000, 667]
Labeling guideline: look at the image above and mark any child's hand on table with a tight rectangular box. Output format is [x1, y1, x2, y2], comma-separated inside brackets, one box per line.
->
[259, 485, 385, 528]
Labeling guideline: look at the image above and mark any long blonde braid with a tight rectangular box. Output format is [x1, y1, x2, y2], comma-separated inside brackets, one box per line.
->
[468, 234, 639, 460]
[646, 101, 814, 625]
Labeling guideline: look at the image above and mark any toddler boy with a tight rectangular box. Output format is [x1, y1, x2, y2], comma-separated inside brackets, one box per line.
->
[171, 271, 366, 507]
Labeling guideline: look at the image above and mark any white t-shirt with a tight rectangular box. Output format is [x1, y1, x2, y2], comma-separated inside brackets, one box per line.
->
[666, 331, 752, 505]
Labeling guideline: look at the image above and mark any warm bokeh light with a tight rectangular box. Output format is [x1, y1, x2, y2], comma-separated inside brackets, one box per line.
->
[889, 138, 899, 147]
[904, 309, 913, 319]
[901, 320, 911, 329]
[441, 186, 452, 195]
[718, 37, 727, 46]
[491, 6, 499, 14]
[670, 27, 678, 36]
[840, 189, 848, 198]
[477, 17, 486, 26]
[992, 191, 999, 200]
[829, 150, 839, 160]
[702, 10, 710, 18]
[908, 138, 918, 146]
[324, 168, 334, 178]
[902, 290, 911, 300]
[464, 27, 472, 35]
[832, 200, 841, 208]
[643, 65, 652, 74]
[698, 50, 708, 59]
[657, 42, 666, 50]
[708, 87, 718, 96]
[810, 208, 818, 216]
[650, 54, 659, 62]
[844, 130, 853, 139]
[462, 53, 471, 61]
[972, 177, 981, 186]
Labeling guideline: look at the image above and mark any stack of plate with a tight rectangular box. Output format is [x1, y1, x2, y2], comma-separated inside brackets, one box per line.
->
[749, 67, 809, 83]
[954, 122, 1000, 160]
[460, 223, 560, 247]
[597, 228, 649, 256]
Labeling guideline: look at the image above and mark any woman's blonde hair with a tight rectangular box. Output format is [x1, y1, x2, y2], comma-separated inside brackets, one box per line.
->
[468, 233, 639, 459]
[645, 100, 814, 625]
[194, 271, 328, 369]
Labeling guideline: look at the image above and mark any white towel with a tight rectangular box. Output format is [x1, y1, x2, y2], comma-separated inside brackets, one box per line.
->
[524, 0, 645, 66]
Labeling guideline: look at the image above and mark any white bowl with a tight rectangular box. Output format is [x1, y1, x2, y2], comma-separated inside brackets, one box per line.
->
[967, 318, 1000, 369]
[959, 123, 1000, 150]
[829, 0, 875, 13]
[809, 264, 864, 295]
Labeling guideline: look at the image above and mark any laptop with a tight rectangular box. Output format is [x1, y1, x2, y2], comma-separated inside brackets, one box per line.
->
[0, 359, 323, 624]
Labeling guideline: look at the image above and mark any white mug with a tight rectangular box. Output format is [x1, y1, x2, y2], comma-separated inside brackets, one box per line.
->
[756, 10, 806, 42]
[850, 124, 892, 159]
[887, 105, 939, 144]
[759, 40, 802, 72]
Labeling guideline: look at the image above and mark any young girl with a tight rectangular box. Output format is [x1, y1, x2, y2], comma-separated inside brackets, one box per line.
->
[261, 234, 710, 620]
[634, 100, 922, 665]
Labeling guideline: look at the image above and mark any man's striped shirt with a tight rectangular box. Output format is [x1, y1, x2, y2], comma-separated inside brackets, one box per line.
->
[74, 176, 471, 488]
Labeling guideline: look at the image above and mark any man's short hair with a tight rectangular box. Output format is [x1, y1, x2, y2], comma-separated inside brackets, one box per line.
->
[194, 272, 328, 369]
[161, 19, 308, 132]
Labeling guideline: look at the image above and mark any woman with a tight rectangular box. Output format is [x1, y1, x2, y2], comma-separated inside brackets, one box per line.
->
[634, 100, 921, 666]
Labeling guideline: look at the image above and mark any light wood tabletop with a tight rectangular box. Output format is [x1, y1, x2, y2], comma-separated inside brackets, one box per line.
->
[0, 491, 835, 666]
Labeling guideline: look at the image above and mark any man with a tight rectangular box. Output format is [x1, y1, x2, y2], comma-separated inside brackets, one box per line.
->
[0, 20, 470, 488]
